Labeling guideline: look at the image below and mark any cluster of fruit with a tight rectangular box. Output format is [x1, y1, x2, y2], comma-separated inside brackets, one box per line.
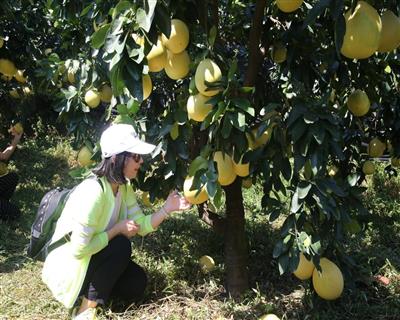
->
[0, 57, 31, 98]
[293, 253, 344, 300]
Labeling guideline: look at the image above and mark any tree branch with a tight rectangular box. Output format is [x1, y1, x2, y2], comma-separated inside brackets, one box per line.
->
[244, 0, 267, 86]
[197, 203, 226, 234]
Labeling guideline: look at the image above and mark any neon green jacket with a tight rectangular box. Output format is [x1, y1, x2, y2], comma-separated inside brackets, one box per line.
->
[42, 176, 155, 308]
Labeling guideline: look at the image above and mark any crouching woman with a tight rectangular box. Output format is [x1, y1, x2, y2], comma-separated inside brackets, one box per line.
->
[42, 124, 191, 320]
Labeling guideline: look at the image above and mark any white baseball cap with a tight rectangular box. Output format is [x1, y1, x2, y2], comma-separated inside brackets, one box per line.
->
[100, 124, 156, 158]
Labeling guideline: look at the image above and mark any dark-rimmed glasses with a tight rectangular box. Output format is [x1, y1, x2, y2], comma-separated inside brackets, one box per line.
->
[128, 153, 142, 162]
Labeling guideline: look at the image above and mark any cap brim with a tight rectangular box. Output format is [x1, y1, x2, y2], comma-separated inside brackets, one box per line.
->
[126, 140, 156, 155]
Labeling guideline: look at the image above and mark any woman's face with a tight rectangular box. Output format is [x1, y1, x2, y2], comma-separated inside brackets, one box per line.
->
[123, 153, 143, 179]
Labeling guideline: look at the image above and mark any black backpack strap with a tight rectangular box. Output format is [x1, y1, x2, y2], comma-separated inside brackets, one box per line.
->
[46, 232, 72, 256]
[45, 176, 104, 257]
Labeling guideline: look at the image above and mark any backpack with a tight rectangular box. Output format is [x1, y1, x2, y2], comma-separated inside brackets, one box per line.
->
[27, 176, 103, 261]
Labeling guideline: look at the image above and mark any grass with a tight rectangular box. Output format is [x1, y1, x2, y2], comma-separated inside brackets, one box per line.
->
[0, 126, 399, 320]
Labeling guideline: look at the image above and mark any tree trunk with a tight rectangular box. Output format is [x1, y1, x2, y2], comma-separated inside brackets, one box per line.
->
[223, 0, 267, 298]
[224, 178, 248, 297]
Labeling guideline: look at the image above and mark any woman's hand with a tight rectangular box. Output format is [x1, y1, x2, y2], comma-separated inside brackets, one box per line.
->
[116, 219, 140, 239]
[10, 131, 22, 146]
[163, 190, 192, 214]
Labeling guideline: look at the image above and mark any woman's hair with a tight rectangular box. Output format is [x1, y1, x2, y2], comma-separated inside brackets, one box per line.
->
[92, 151, 130, 184]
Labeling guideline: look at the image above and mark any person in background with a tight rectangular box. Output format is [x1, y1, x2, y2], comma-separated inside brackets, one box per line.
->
[0, 125, 22, 221]
[42, 124, 191, 320]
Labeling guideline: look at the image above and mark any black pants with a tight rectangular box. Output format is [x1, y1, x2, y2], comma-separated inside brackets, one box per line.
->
[0, 172, 20, 220]
[79, 235, 147, 306]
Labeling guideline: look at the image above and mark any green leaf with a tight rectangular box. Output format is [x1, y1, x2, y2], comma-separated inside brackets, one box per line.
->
[227, 59, 237, 81]
[221, 114, 232, 138]
[110, 62, 125, 96]
[230, 112, 246, 132]
[208, 25, 217, 47]
[334, 15, 346, 59]
[291, 191, 302, 213]
[124, 62, 143, 100]
[297, 182, 312, 199]
[278, 253, 289, 275]
[91, 23, 111, 49]
[188, 156, 208, 176]
[347, 173, 359, 187]
[61, 87, 77, 99]
[112, 0, 132, 19]
[231, 97, 255, 116]
[137, 2, 156, 33]
[116, 104, 128, 114]
[154, 3, 171, 37]
[273, 240, 286, 258]
[127, 99, 140, 115]
[239, 86, 255, 93]
[302, 0, 332, 28]
[206, 181, 217, 198]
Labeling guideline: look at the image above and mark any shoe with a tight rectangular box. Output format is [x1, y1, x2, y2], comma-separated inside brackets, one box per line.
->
[72, 307, 97, 320]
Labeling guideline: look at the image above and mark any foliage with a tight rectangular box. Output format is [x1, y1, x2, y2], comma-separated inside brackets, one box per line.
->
[0, 133, 399, 319]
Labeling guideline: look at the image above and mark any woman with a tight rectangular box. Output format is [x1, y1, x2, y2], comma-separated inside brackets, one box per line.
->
[42, 124, 191, 320]
[0, 125, 22, 221]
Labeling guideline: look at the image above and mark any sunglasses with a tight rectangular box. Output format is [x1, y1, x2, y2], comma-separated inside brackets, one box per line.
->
[128, 153, 142, 162]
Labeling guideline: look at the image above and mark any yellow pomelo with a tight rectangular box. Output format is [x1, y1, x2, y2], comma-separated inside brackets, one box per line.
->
[183, 176, 209, 205]
[84, 89, 101, 108]
[276, 0, 303, 13]
[272, 45, 287, 63]
[22, 86, 32, 95]
[100, 84, 112, 103]
[247, 125, 275, 149]
[347, 89, 370, 116]
[242, 177, 253, 189]
[14, 70, 27, 83]
[44, 48, 53, 55]
[142, 74, 153, 100]
[312, 258, 344, 300]
[162, 19, 189, 54]
[233, 157, 250, 177]
[1, 74, 12, 81]
[391, 157, 400, 168]
[378, 10, 400, 53]
[142, 192, 152, 207]
[213, 151, 237, 186]
[195, 59, 222, 97]
[199, 255, 215, 273]
[341, 1, 382, 59]
[368, 138, 386, 158]
[293, 253, 315, 280]
[147, 37, 167, 72]
[67, 71, 75, 84]
[259, 314, 280, 320]
[186, 93, 213, 122]
[0, 59, 17, 76]
[362, 161, 375, 175]
[0, 162, 8, 176]
[165, 50, 190, 80]
[9, 89, 20, 99]
[77, 146, 94, 167]
[13, 123, 24, 134]
[328, 165, 338, 177]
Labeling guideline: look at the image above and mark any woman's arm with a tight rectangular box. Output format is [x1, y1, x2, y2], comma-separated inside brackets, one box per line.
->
[150, 191, 191, 229]
[0, 133, 22, 161]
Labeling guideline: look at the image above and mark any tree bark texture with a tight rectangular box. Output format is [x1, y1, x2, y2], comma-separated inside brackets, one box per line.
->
[223, 0, 267, 298]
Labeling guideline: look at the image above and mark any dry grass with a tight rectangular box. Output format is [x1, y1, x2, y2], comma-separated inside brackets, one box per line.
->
[1, 132, 400, 320]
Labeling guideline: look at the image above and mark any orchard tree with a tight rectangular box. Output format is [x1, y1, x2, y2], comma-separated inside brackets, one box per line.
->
[2, 0, 400, 299]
